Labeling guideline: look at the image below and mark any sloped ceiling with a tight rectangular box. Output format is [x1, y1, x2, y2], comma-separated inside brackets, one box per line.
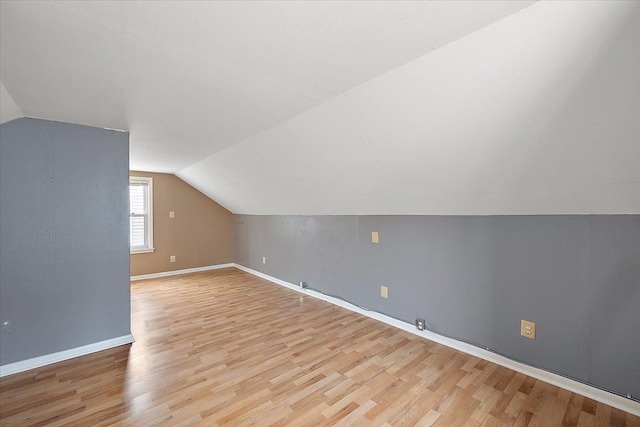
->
[0, 82, 23, 124]
[0, 1, 533, 169]
[2, 1, 639, 214]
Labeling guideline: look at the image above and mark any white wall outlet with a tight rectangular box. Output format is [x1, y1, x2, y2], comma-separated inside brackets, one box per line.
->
[372, 231, 379, 243]
[169, 211, 175, 218]
[262, 256, 266, 264]
[170, 255, 176, 263]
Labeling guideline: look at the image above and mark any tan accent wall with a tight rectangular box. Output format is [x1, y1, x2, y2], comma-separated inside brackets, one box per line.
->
[130, 171, 233, 276]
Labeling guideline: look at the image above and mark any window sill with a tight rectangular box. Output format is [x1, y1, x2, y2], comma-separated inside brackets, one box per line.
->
[131, 248, 155, 255]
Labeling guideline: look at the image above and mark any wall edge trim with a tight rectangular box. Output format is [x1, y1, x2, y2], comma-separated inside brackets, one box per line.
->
[0, 334, 135, 377]
[233, 264, 640, 416]
[130, 263, 235, 281]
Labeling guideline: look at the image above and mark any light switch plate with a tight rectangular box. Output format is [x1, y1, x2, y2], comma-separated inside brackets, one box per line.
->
[372, 232, 379, 243]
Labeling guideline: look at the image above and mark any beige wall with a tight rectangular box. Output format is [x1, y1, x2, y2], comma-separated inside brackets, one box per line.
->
[130, 171, 233, 276]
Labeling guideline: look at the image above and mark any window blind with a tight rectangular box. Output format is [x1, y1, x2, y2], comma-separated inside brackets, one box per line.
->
[129, 178, 153, 252]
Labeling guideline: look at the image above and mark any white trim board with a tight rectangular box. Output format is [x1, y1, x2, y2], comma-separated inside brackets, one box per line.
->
[0, 334, 134, 377]
[130, 263, 235, 281]
[233, 264, 640, 416]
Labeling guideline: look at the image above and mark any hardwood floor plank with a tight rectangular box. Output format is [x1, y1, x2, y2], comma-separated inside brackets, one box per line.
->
[1, 268, 638, 426]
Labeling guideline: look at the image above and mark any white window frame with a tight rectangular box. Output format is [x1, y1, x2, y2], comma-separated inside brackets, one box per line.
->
[130, 176, 154, 254]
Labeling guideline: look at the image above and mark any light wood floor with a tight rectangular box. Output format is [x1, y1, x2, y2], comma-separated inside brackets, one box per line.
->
[1, 268, 638, 426]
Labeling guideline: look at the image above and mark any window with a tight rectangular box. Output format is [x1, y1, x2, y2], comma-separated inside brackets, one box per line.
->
[130, 177, 154, 253]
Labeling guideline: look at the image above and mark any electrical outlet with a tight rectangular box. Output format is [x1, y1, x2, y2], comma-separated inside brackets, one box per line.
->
[169, 211, 175, 218]
[371, 232, 379, 243]
[416, 318, 426, 331]
[170, 255, 176, 263]
[521, 320, 536, 339]
[262, 256, 266, 264]
[380, 285, 388, 298]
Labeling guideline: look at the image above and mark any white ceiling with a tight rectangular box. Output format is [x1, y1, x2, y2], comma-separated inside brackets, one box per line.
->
[0, 1, 532, 172]
[178, 0, 640, 215]
[0, 81, 22, 124]
[2, 1, 639, 214]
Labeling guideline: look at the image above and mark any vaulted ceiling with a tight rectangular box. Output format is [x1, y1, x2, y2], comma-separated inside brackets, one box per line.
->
[2, 1, 639, 214]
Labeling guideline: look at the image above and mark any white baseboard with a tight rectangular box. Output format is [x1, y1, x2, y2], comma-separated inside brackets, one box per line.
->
[130, 263, 235, 281]
[0, 334, 135, 377]
[234, 264, 640, 416]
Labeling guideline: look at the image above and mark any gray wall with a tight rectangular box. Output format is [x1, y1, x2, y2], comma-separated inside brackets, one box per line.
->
[234, 214, 640, 399]
[0, 118, 131, 365]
